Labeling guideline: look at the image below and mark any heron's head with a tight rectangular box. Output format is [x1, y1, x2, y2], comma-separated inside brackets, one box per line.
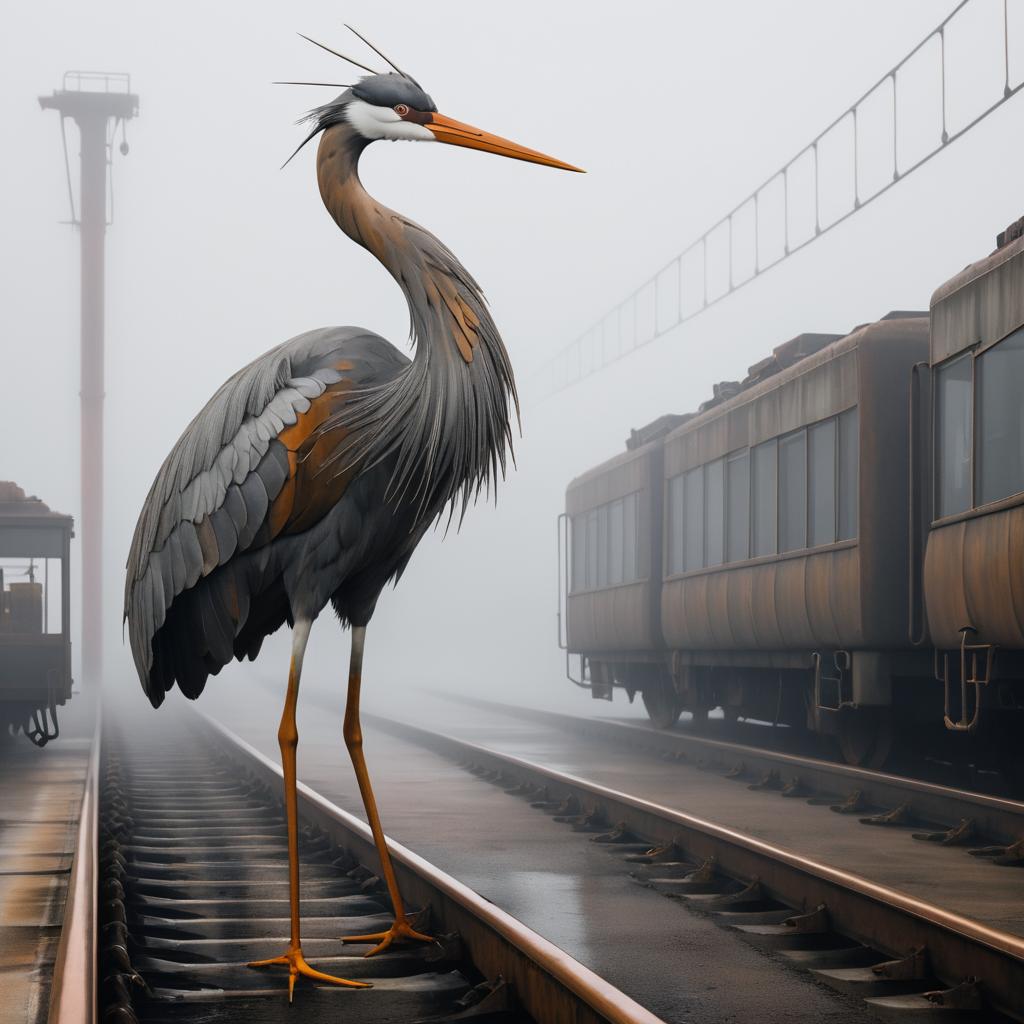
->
[285, 29, 583, 173]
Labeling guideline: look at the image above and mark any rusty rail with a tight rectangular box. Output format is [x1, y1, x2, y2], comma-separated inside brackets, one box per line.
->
[436, 694, 1024, 847]
[198, 710, 665, 1024]
[46, 719, 99, 1024]
[366, 712, 1024, 1022]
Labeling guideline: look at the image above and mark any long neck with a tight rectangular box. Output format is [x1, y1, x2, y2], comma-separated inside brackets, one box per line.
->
[315, 122, 517, 518]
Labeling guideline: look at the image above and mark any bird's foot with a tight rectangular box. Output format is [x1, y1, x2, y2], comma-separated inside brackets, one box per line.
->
[341, 917, 436, 958]
[248, 945, 371, 1001]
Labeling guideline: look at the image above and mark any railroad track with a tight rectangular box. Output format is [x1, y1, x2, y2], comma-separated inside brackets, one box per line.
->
[363, 711, 1024, 1023]
[50, 705, 663, 1024]
[432, 694, 1024, 851]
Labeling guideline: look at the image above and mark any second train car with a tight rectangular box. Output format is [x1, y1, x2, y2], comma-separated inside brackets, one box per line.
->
[560, 220, 1024, 771]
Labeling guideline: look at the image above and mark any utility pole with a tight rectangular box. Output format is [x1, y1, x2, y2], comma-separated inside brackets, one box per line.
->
[40, 72, 138, 690]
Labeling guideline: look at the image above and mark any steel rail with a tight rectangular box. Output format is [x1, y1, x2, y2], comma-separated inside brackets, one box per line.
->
[364, 712, 1024, 1021]
[433, 694, 1024, 846]
[197, 710, 665, 1024]
[46, 717, 100, 1024]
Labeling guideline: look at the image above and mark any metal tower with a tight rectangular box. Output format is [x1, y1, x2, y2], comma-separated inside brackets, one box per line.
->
[39, 72, 138, 689]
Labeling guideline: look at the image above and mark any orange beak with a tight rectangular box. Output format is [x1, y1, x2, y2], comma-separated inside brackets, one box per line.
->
[426, 112, 584, 172]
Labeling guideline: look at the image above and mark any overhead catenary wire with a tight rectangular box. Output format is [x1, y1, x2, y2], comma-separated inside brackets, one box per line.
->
[529, 0, 1023, 402]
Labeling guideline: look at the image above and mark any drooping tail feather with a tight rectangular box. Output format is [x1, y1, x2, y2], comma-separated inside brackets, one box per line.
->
[144, 552, 288, 707]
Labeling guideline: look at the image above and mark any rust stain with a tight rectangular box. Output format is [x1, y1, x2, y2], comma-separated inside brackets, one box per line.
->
[926, 506, 1024, 648]
[268, 373, 359, 539]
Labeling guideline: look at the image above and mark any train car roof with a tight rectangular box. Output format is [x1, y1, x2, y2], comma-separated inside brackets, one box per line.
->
[566, 435, 661, 496]
[930, 215, 1024, 364]
[566, 313, 926, 498]
[931, 215, 1024, 312]
[0, 481, 73, 528]
[660, 313, 926, 446]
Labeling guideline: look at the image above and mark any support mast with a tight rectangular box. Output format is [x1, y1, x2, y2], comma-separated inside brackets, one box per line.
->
[40, 72, 138, 689]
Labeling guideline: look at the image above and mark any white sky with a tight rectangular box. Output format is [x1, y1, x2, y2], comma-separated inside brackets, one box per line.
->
[2, 0, 1021, 717]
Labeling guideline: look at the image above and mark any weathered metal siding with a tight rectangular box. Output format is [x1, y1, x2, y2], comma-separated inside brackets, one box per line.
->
[661, 317, 927, 653]
[924, 509, 1024, 648]
[566, 445, 653, 516]
[666, 352, 860, 474]
[924, 235, 1024, 650]
[565, 443, 662, 653]
[930, 234, 1024, 363]
[566, 580, 659, 653]
[858, 320, 926, 644]
[662, 548, 863, 649]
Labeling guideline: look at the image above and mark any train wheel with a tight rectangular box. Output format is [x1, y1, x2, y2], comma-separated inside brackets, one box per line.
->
[836, 707, 893, 769]
[642, 683, 682, 730]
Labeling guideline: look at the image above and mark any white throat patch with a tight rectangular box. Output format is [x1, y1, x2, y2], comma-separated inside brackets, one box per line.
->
[345, 99, 434, 142]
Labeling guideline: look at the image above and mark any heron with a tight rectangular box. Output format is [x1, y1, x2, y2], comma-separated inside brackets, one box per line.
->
[124, 29, 581, 1000]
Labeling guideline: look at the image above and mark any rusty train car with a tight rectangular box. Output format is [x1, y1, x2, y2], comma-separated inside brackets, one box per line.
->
[0, 482, 74, 745]
[560, 220, 1024, 772]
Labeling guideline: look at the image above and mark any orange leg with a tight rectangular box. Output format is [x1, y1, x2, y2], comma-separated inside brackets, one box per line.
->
[248, 618, 371, 1000]
[340, 626, 434, 957]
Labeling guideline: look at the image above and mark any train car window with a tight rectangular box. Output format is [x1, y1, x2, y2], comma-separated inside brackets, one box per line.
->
[0, 558, 62, 635]
[571, 515, 586, 591]
[667, 474, 685, 574]
[596, 504, 609, 586]
[705, 458, 725, 567]
[586, 509, 599, 589]
[752, 439, 778, 556]
[609, 499, 625, 584]
[727, 449, 750, 562]
[684, 467, 704, 570]
[624, 492, 638, 582]
[935, 353, 973, 517]
[572, 494, 643, 590]
[809, 419, 837, 546]
[977, 327, 1024, 506]
[779, 429, 808, 552]
[838, 408, 859, 540]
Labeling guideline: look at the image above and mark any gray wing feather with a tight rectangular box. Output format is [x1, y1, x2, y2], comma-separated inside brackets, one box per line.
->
[197, 585, 232, 667]
[210, 507, 238, 566]
[270, 391, 301, 427]
[148, 565, 165, 642]
[255, 443, 288, 498]
[223, 484, 247, 537]
[178, 521, 204, 590]
[167, 531, 187, 595]
[154, 546, 174, 610]
[254, 416, 274, 443]
[125, 326, 386, 687]
[264, 409, 285, 435]
[237, 473, 269, 550]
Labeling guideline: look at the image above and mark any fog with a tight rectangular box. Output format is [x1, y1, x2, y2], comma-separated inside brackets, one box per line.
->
[2, 0, 1019, 727]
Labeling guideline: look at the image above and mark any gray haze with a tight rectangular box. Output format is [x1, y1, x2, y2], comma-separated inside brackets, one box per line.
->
[2, 1, 1018, 722]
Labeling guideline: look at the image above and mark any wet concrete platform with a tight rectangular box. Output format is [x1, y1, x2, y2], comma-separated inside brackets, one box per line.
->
[0, 732, 90, 1024]
[195, 680, 876, 1024]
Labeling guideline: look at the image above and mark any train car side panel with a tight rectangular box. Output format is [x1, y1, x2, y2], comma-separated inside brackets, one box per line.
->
[660, 319, 926, 656]
[925, 509, 1024, 648]
[930, 234, 1024, 364]
[857, 320, 926, 645]
[925, 235, 1024, 657]
[565, 442, 663, 654]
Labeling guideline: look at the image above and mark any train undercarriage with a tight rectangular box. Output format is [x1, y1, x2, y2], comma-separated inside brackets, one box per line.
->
[582, 645, 1024, 786]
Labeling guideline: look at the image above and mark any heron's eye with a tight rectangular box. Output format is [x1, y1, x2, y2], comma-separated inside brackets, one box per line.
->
[394, 104, 410, 117]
